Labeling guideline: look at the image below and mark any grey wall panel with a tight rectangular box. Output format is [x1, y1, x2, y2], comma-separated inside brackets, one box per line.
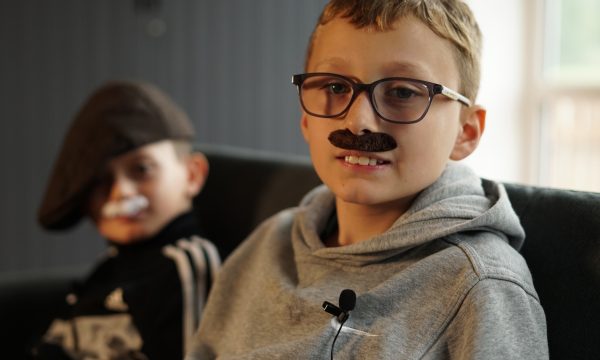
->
[0, 0, 327, 273]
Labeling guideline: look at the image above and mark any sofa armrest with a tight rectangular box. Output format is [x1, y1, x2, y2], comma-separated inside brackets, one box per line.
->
[503, 182, 600, 359]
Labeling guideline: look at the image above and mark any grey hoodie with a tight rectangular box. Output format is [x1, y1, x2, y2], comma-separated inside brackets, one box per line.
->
[187, 163, 548, 359]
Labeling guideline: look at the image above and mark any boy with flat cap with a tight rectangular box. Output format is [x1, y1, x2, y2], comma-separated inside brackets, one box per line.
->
[32, 80, 220, 360]
[187, 0, 548, 359]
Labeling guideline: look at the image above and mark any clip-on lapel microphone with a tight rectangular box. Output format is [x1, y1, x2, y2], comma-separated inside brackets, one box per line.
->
[322, 289, 356, 359]
[322, 289, 356, 322]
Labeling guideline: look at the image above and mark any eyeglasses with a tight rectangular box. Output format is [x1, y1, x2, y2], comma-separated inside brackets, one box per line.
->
[291, 72, 471, 124]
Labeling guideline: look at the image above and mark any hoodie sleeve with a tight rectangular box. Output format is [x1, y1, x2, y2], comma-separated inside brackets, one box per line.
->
[444, 278, 549, 359]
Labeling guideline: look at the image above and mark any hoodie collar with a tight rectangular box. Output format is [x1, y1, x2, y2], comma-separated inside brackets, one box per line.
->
[293, 163, 524, 267]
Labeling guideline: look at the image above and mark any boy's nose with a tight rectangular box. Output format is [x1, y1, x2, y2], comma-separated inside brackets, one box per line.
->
[108, 174, 137, 200]
[343, 92, 379, 135]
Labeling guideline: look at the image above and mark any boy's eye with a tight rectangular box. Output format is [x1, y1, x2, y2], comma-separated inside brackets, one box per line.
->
[323, 82, 350, 95]
[379, 81, 428, 103]
[130, 161, 156, 179]
[302, 76, 352, 96]
[387, 87, 417, 99]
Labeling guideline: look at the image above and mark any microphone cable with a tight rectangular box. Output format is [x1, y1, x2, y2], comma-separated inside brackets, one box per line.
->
[330, 314, 348, 360]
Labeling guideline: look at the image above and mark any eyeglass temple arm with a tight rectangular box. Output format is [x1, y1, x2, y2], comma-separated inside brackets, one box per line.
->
[441, 86, 472, 107]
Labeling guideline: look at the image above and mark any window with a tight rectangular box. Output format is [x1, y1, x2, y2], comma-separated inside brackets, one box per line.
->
[538, 0, 600, 191]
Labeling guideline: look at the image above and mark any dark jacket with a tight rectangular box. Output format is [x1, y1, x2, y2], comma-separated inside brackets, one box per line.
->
[32, 212, 220, 360]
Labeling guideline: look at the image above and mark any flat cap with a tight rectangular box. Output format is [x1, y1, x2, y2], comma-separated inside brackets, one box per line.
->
[38, 80, 195, 230]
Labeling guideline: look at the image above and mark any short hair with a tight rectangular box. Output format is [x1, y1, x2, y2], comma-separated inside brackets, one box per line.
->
[305, 0, 482, 102]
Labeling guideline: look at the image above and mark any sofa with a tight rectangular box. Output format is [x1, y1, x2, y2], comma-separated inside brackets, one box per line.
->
[1, 145, 599, 359]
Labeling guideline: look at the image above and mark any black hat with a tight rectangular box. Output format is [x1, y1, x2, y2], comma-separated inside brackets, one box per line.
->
[38, 80, 195, 230]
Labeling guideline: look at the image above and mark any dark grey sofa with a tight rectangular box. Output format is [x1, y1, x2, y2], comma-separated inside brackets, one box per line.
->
[1, 145, 599, 359]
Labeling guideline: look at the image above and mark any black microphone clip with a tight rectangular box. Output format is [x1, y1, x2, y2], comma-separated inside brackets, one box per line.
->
[322, 301, 345, 321]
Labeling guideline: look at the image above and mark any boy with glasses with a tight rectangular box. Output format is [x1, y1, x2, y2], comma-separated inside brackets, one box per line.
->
[187, 0, 548, 358]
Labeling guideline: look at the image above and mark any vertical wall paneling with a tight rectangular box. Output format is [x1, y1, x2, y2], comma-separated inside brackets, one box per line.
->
[0, 0, 327, 273]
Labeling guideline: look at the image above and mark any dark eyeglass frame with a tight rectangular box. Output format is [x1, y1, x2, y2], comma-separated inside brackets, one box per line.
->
[291, 72, 472, 124]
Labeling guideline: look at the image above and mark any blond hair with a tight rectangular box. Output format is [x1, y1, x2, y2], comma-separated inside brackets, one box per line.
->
[306, 0, 482, 102]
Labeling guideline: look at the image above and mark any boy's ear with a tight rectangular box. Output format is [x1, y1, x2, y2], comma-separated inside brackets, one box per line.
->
[185, 152, 209, 197]
[450, 105, 486, 160]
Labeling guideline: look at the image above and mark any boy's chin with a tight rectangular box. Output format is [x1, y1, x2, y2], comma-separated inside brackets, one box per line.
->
[99, 223, 155, 245]
[330, 182, 421, 213]
[329, 179, 395, 203]
[106, 234, 149, 245]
